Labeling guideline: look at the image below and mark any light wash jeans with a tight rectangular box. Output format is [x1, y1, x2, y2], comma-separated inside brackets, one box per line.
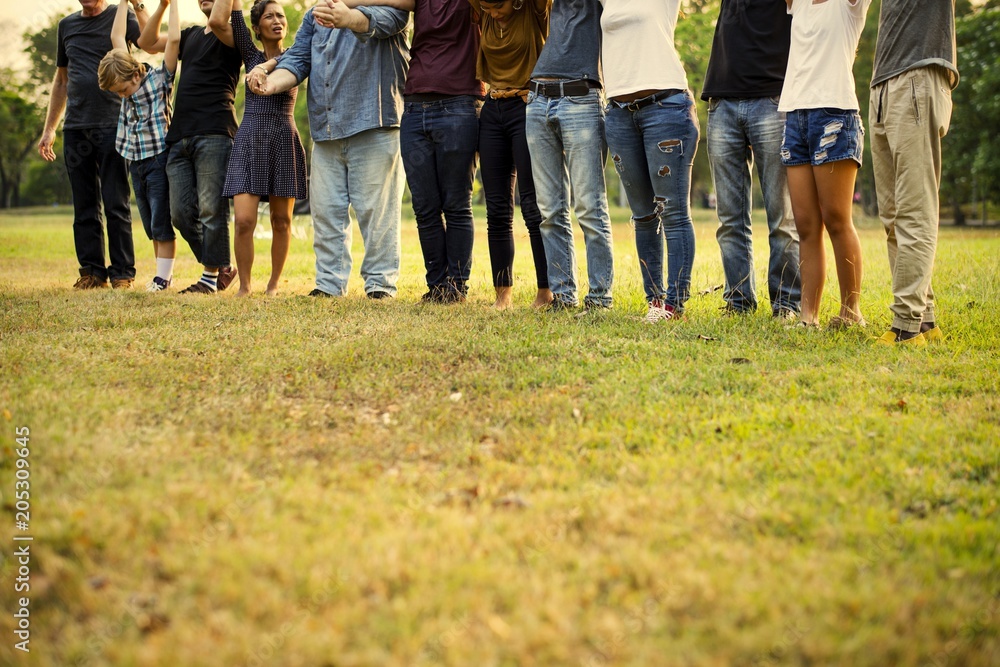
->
[605, 91, 699, 311]
[310, 128, 404, 296]
[707, 97, 800, 314]
[526, 89, 614, 308]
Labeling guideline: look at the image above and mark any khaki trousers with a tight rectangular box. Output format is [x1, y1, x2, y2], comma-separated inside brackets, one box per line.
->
[869, 66, 953, 333]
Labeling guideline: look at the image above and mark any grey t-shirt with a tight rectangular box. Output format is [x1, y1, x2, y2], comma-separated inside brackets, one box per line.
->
[871, 0, 959, 89]
[530, 0, 602, 85]
[57, 4, 141, 130]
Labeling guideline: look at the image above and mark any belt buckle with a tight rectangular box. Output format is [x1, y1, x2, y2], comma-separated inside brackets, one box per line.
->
[626, 99, 641, 112]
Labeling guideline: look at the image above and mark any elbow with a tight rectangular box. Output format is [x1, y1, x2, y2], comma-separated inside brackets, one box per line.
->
[207, 16, 228, 32]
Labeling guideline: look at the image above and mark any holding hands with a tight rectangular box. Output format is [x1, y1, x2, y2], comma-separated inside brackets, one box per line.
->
[314, 0, 367, 32]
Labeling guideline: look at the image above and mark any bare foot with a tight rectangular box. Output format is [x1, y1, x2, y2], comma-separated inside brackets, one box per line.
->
[492, 286, 513, 310]
[236, 287, 251, 298]
[530, 288, 553, 310]
[265, 284, 279, 297]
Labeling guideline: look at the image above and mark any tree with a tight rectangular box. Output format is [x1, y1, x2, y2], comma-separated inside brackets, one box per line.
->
[0, 74, 46, 208]
[943, 3, 1000, 224]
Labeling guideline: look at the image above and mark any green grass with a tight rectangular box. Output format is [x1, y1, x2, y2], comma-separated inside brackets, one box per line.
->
[1, 206, 998, 666]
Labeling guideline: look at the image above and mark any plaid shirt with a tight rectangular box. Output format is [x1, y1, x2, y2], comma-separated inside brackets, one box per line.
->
[115, 62, 174, 162]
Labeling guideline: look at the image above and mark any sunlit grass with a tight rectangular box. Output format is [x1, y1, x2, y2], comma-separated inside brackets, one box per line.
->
[1, 206, 998, 666]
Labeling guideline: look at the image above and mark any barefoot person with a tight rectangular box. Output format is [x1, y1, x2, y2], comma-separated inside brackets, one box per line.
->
[780, 0, 871, 329]
[38, 0, 151, 290]
[138, 0, 243, 295]
[208, 0, 306, 297]
[99, 0, 178, 292]
[471, 0, 553, 310]
[601, 0, 699, 323]
[870, 0, 958, 346]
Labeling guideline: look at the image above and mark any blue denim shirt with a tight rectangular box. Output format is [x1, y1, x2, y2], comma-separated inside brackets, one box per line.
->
[276, 7, 410, 141]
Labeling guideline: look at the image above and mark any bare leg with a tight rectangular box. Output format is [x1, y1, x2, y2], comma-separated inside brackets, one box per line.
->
[814, 160, 864, 322]
[787, 165, 824, 325]
[267, 197, 294, 296]
[233, 194, 260, 297]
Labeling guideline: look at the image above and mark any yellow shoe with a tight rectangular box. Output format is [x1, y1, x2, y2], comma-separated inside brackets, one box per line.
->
[921, 326, 945, 342]
[875, 330, 927, 347]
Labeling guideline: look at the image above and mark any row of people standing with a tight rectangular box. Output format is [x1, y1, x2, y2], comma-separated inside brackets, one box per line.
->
[42, 0, 958, 343]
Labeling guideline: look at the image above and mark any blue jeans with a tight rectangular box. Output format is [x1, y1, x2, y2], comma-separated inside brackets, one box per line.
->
[401, 96, 480, 292]
[310, 128, 404, 296]
[781, 108, 864, 168]
[130, 152, 175, 243]
[605, 91, 699, 310]
[707, 97, 800, 314]
[526, 89, 614, 308]
[167, 135, 233, 268]
[64, 127, 135, 280]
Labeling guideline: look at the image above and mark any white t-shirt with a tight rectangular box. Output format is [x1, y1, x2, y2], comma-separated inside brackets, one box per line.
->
[778, 0, 873, 112]
[599, 0, 689, 99]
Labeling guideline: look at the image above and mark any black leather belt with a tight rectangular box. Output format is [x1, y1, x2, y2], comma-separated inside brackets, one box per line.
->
[528, 79, 597, 97]
[610, 89, 686, 111]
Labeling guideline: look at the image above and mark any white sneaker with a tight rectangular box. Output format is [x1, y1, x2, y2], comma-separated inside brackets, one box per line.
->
[644, 300, 677, 324]
[146, 276, 171, 292]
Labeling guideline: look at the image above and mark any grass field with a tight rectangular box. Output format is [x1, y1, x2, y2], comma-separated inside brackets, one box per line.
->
[1, 206, 998, 666]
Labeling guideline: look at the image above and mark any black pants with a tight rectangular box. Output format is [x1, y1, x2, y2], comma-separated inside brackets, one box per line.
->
[478, 97, 548, 289]
[64, 128, 135, 280]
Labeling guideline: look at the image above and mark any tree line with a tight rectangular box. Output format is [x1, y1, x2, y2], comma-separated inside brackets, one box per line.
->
[3, 0, 998, 224]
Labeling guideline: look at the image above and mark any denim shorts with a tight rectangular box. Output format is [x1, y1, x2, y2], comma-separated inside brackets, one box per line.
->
[781, 108, 864, 167]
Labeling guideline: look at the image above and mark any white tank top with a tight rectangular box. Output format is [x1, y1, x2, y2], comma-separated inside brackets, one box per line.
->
[778, 0, 872, 112]
[599, 0, 689, 99]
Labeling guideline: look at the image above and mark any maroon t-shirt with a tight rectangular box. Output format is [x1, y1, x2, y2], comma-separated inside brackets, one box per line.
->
[403, 0, 486, 97]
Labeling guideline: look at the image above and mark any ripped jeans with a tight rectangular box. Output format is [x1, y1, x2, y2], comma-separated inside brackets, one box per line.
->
[605, 91, 699, 310]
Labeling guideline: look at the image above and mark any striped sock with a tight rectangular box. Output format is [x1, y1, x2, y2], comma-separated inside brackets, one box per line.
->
[198, 270, 219, 291]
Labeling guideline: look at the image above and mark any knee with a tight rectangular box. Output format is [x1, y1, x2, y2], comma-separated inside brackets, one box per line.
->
[234, 215, 257, 236]
[270, 213, 292, 234]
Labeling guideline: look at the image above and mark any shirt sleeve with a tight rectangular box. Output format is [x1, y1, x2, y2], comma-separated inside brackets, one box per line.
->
[353, 7, 410, 42]
[56, 20, 68, 68]
[230, 9, 261, 66]
[274, 8, 315, 83]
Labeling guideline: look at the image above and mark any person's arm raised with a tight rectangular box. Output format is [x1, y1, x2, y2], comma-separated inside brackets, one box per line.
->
[137, 0, 169, 53]
[164, 0, 180, 74]
[111, 0, 130, 50]
[207, 0, 236, 48]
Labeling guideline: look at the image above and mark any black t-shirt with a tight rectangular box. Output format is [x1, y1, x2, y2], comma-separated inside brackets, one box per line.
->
[57, 5, 141, 129]
[701, 0, 791, 100]
[166, 26, 243, 143]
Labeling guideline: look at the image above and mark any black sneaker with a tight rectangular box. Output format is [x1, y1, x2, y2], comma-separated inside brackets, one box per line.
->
[367, 290, 392, 300]
[308, 288, 333, 298]
[421, 286, 447, 303]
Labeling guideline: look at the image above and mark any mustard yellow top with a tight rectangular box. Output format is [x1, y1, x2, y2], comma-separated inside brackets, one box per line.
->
[469, 0, 550, 91]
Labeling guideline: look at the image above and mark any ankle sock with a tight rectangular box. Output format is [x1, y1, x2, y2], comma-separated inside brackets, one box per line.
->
[198, 270, 220, 291]
[920, 321, 936, 333]
[155, 257, 175, 281]
[891, 327, 921, 342]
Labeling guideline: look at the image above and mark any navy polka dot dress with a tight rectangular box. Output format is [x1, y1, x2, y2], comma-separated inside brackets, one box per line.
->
[223, 10, 307, 201]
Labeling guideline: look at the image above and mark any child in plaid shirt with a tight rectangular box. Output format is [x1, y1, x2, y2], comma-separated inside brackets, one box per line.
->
[98, 0, 179, 292]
